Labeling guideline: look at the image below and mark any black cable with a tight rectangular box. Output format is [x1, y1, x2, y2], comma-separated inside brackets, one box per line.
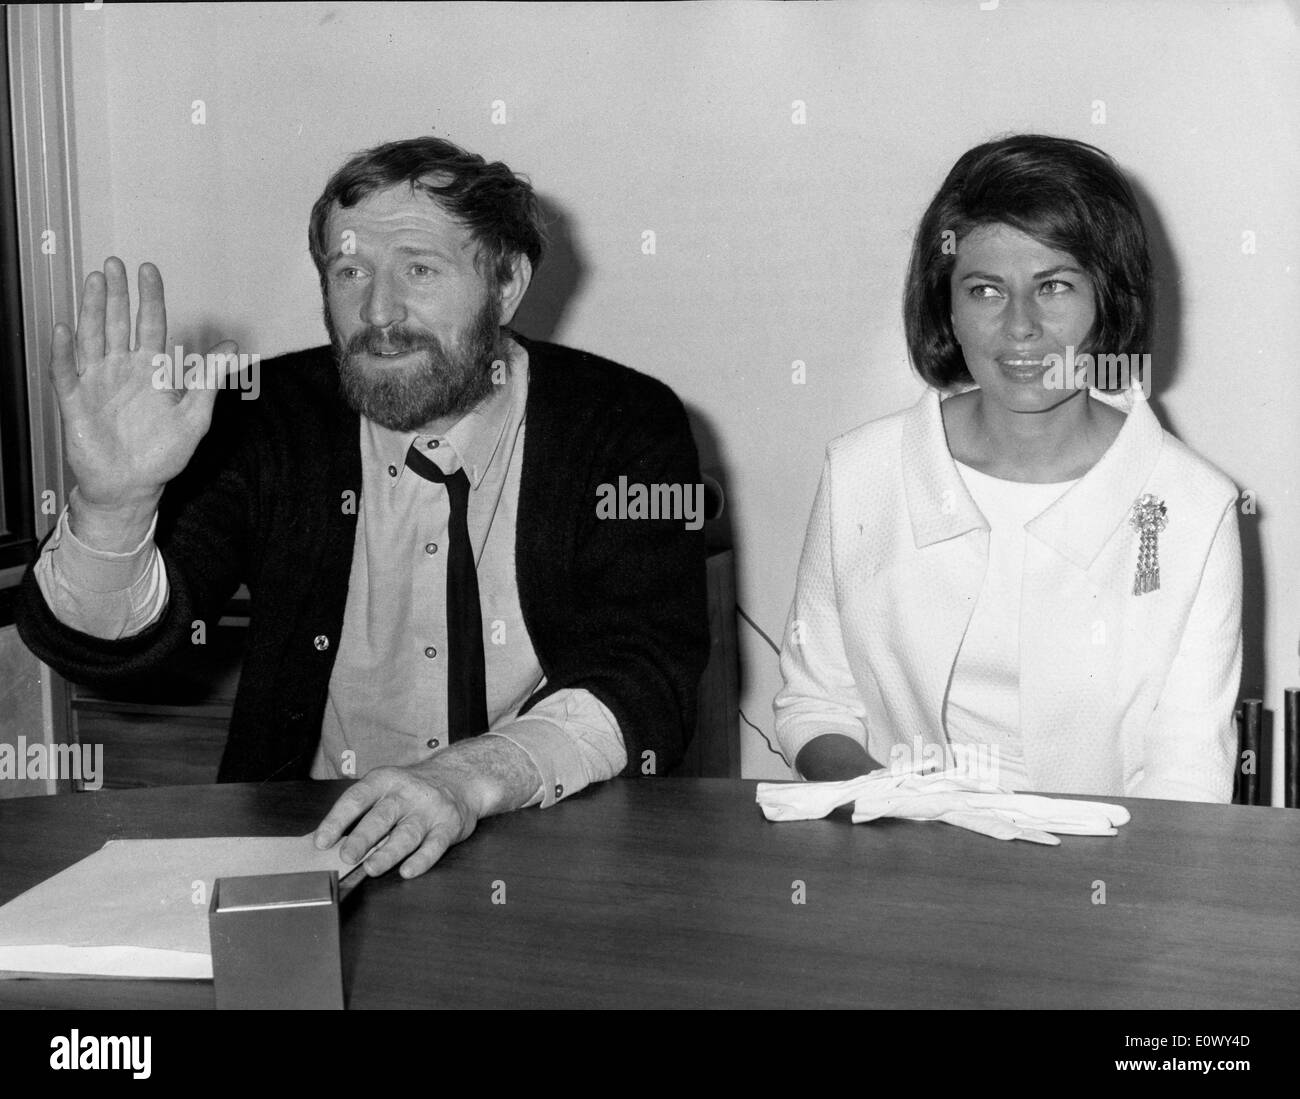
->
[732, 604, 789, 761]
[740, 707, 785, 760]
[736, 603, 780, 656]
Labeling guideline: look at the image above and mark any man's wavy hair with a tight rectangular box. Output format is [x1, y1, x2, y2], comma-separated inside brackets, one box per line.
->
[903, 134, 1153, 389]
[308, 136, 545, 297]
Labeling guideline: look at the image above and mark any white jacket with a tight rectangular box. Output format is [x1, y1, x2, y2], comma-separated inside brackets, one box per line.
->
[774, 385, 1242, 802]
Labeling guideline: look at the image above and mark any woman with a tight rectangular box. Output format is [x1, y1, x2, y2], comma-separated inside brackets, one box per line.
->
[773, 135, 1242, 801]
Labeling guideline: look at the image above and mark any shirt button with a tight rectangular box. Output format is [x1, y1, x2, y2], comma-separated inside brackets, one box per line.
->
[554, 784, 564, 799]
[426, 439, 439, 449]
[387, 464, 398, 477]
[424, 646, 437, 659]
[427, 738, 440, 750]
[313, 634, 330, 651]
[425, 542, 437, 555]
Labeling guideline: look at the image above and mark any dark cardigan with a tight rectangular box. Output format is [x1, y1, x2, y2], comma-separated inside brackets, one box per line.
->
[17, 335, 709, 782]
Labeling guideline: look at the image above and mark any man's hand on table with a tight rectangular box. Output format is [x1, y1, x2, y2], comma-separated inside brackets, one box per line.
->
[312, 735, 543, 878]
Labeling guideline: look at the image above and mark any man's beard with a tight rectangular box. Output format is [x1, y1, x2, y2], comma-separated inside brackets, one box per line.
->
[328, 297, 503, 432]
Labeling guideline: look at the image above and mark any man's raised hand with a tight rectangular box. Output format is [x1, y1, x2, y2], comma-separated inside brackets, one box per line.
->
[50, 257, 239, 516]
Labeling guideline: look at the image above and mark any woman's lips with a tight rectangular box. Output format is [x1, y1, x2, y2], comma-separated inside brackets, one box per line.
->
[996, 352, 1049, 373]
[995, 357, 1052, 386]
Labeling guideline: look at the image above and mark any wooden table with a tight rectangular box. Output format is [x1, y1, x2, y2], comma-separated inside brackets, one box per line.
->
[0, 778, 1295, 1009]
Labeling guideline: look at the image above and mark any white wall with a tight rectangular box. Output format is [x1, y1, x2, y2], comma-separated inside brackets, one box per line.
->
[66, 0, 1299, 800]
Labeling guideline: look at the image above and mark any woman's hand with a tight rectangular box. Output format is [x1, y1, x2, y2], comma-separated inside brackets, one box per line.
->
[795, 733, 879, 781]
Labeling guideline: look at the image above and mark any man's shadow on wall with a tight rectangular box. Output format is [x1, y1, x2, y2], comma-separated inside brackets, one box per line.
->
[511, 195, 582, 344]
[1136, 180, 1266, 783]
[511, 190, 740, 733]
[513, 193, 734, 544]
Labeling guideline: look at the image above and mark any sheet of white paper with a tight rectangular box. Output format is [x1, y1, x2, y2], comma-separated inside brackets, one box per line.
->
[0, 834, 354, 980]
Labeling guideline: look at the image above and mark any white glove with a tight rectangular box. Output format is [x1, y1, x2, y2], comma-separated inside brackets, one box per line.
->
[756, 766, 1130, 845]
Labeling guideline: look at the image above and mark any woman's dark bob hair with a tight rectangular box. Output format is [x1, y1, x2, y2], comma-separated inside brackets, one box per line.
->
[904, 134, 1153, 389]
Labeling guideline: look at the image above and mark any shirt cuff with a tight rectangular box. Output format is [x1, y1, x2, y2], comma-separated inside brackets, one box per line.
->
[33, 500, 169, 638]
[53, 496, 162, 592]
[485, 690, 626, 808]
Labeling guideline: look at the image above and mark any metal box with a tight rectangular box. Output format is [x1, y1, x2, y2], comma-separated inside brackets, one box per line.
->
[208, 870, 344, 1010]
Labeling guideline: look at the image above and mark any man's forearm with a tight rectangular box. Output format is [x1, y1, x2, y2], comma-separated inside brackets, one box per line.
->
[412, 735, 543, 819]
[487, 691, 625, 808]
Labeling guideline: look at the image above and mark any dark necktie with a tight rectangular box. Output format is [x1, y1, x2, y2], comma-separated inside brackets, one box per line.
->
[404, 445, 489, 741]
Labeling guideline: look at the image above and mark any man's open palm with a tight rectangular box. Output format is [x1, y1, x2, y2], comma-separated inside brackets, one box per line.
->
[50, 257, 238, 509]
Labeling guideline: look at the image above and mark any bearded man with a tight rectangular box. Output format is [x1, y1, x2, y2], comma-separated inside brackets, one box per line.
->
[17, 137, 708, 879]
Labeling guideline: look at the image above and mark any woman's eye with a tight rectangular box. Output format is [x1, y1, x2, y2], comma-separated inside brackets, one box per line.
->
[1040, 279, 1073, 294]
[333, 267, 363, 281]
[969, 284, 1002, 299]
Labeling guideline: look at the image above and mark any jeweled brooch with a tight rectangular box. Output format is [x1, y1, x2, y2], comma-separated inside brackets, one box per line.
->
[1129, 494, 1168, 595]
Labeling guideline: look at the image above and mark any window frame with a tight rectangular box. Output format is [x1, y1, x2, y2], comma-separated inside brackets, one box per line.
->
[0, 7, 36, 591]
